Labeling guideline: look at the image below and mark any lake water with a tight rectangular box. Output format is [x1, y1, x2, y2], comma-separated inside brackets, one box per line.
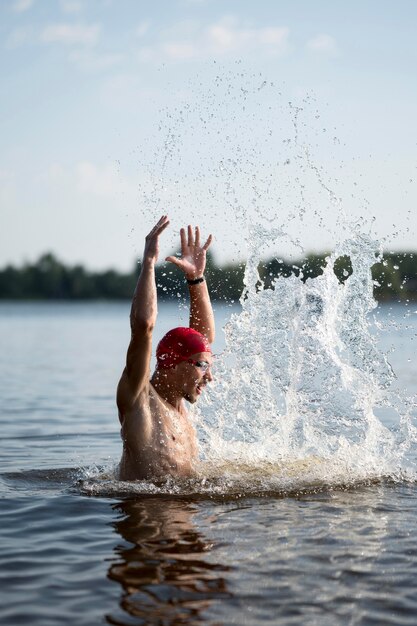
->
[1, 300, 417, 625]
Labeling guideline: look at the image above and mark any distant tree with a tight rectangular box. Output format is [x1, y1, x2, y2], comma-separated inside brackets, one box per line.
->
[1, 249, 416, 302]
[0, 265, 22, 298]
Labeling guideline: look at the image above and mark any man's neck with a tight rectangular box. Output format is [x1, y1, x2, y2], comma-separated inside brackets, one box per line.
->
[150, 372, 186, 415]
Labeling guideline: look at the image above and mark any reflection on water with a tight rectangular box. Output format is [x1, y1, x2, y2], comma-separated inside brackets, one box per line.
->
[103, 486, 416, 626]
[107, 497, 230, 625]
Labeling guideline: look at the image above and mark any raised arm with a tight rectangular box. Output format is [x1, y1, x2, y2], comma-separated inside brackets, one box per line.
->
[118, 216, 169, 409]
[166, 225, 215, 344]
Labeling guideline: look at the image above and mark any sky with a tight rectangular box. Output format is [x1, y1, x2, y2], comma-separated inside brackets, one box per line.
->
[1, 0, 416, 271]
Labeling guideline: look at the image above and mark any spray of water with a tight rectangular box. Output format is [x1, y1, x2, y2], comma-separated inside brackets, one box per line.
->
[195, 227, 417, 490]
[81, 66, 417, 497]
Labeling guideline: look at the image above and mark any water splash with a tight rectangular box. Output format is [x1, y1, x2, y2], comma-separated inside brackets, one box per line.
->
[79, 231, 417, 498]
[83, 67, 417, 497]
[195, 223, 417, 488]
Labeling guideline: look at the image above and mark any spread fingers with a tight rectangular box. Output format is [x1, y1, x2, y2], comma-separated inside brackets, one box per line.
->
[187, 224, 193, 247]
[203, 234, 213, 250]
[195, 226, 201, 247]
[147, 215, 169, 238]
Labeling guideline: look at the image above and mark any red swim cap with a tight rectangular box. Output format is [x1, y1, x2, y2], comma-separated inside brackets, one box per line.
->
[156, 327, 211, 369]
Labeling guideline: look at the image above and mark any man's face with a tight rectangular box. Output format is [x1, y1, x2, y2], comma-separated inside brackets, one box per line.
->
[175, 351, 213, 403]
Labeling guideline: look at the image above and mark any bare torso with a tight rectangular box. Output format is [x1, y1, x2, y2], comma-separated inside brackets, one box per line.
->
[118, 381, 198, 480]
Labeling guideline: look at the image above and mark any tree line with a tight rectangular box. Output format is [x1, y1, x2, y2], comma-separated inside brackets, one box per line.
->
[0, 250, 416, 302]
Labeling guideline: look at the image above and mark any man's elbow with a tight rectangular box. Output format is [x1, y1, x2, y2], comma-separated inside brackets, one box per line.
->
[130, 317, 155, 335]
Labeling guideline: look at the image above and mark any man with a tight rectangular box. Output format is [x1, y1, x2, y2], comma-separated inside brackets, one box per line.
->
[117, 215, 215, 480]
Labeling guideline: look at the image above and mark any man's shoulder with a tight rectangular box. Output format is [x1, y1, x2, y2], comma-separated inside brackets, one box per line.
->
[148, 382, 171, 410]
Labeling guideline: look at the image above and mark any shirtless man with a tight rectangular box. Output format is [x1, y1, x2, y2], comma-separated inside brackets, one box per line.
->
[117, 215, 215, 480]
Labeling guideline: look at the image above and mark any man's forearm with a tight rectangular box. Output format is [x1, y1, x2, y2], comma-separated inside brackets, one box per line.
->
[130, 259, 157, 332]
[189, 279, 215, 343]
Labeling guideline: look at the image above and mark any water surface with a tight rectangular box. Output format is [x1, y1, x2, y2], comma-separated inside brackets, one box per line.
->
[1, 301, 417, 625]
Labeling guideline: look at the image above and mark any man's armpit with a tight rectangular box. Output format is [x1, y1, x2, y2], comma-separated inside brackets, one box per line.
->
[117, 370, 148, 410]
[120, 404, 153, 451]
[118, 380, 151, 433]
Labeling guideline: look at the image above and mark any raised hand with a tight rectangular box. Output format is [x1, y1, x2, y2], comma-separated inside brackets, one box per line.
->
[143, 215, 170, 263]
[166, 225, 213, 280]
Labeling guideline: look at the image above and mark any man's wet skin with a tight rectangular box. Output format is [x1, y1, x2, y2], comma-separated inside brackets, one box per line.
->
[152, 350, 213, 405]
[117, 217, 215, 480]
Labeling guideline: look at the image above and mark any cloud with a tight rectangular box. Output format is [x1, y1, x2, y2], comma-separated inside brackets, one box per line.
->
[50, 163, 66, 177]
[40, 161, 128, 197]
[99, 72, 161, 110]
[40, 22, 100, 46]
[136, 20, 151, 38]
[136, 16, 289, 62]
[207, 21, 288, 54]
[39, 160, 136, 201]
[5, 26, 31, 49]
[60, 0, 83, 14]
[161, 41, 196, 61]
[69, 49, 123, 71]
[76, 161, 127, 197]
[306, 34, 338, 56]
[12, 0, 34, 13]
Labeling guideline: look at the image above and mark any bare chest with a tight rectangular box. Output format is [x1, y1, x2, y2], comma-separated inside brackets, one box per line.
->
[119, 386, 198, 479]
[153, 406, 197, 461]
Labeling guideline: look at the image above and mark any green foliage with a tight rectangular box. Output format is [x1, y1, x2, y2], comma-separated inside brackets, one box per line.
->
[0, 253, 136, 300]
[372, 252, 417, 302]
[333, 255, 353, 283]
[0, 250, 416, 302]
